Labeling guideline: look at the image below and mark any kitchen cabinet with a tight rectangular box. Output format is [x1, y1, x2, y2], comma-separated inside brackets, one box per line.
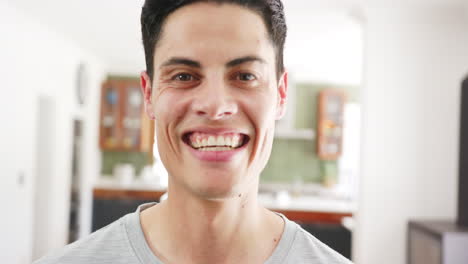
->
[300, 222, 351, 259]
[99, 78, 154, 152]
[92, 188, 165, 231]
[316, 89, 345, 160]
[273, 208, 352, 259]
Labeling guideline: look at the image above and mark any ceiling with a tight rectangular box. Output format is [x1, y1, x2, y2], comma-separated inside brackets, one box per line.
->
[5, 0, 468, 78]
[6, 0, 147, 74]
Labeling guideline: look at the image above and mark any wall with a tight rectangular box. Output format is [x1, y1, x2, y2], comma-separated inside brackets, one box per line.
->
[101, 151, 150, 176]
[354, 4, 468, 264]
[284, 5, 364, 86]
[262, 7, 363, 184]
[261, 83, 359, 183]
[0, 2, 106, 262]
[0, 3, 36, 261]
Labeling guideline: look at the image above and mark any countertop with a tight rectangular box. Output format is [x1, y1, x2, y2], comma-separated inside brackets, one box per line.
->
[258, 193, 356, 214]
[95, 177, 167, 191]
[94, 178, 356, 215]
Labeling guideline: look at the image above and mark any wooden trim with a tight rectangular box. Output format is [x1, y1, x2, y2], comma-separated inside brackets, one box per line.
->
[272, 209, 351, 224]
[93, 188, 166, 201]
[117, 80, 125, 149]
[98, 81, 108, 150]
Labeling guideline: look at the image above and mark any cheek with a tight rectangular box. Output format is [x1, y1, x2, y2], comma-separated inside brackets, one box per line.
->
[152, 89, 189, 151]
[245, 91, 277, 128]
[152, 90, 191, 176]
[242, 91, 277, 173]
[153, 88, 187, 123]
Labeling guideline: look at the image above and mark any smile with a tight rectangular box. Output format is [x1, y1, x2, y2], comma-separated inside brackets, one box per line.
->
[185, 132, 249, 150]
[182, 131, 250, 162]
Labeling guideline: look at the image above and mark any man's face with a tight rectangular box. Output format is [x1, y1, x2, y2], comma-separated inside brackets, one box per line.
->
[141, 2, 287, 199]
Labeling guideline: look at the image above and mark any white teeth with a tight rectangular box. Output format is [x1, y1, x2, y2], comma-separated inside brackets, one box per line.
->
[208, 136, 215, 146]
[233, 136, 240, 148]
[216, 136, 225, 146]
[231, 135, 241, 148]
[188, 133, 246, 150]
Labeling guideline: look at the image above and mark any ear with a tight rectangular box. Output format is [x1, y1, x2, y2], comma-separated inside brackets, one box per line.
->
[275, 71, 288, 120]
[140, 71, 156, 120]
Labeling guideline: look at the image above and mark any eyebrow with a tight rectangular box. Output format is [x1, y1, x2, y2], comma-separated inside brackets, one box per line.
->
[160, 58, 201, 68]
[159, 55, 266, 69]
[225, 56, 266, 68]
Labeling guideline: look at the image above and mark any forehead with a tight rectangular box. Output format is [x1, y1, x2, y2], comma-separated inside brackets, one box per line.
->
[154, 2, 275, 68]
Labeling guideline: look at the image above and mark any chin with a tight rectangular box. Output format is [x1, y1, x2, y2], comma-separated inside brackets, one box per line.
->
[190, 174, 243, 200]
[195, 188, 237, 200]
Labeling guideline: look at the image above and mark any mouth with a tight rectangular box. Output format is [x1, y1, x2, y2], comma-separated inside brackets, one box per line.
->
[182, 131, 250, 151]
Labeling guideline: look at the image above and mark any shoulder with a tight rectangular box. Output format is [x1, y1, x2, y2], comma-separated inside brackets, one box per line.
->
[33, 214, 137, 264]
[285, 222, 353, 264]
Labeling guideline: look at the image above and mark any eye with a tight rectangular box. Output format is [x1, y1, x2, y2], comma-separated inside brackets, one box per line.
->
[237, 72, 256, 81]
[172, 73, 196, 81]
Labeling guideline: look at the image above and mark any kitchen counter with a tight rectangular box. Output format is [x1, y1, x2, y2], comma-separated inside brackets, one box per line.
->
[258, 193, 354, 224]
[95, 177, 167, 191]
[93, 178, 355, 224]
[94, 177, 167, 200]
[258, 193, 355, 214]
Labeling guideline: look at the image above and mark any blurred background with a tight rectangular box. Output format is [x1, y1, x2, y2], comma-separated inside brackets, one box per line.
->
[1, 0, 467, 263]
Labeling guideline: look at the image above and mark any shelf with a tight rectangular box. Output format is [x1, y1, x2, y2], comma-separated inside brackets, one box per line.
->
[274, 129, 315, 140]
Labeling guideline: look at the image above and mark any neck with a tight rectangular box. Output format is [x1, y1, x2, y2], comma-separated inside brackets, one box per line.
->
[141, 181, 283, 264]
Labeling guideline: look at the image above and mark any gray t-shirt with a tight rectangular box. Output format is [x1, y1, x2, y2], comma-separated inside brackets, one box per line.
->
[35, 203, 352, 264]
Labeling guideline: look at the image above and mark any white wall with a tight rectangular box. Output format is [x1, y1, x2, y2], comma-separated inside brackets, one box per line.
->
[283, 5, 364, 86]
[0, 2, 106, 262]
[354, 4, 468, 264]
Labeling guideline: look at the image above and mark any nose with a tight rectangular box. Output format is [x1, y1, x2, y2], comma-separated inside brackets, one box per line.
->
[192, 80, 238, 120]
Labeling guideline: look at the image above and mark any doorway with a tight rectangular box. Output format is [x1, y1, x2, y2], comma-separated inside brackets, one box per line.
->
[68, 119, 83, 243]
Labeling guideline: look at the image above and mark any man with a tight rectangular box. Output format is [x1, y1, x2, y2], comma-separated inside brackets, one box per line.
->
[36, 0, 352, 263]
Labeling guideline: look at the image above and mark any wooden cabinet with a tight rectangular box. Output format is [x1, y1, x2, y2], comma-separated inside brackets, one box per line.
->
[316, 89, 345, 160]
[92, 197, 158, 232]
[92, 188, 165, 231]
[99, 78, 154, 152]
[300, 222, 351, 259]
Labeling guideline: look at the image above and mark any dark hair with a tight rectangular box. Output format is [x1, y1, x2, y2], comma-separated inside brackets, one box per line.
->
[141, 0, 287, 80]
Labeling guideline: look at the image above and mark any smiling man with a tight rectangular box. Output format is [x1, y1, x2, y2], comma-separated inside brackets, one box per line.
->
[35, 0, 351, 263]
